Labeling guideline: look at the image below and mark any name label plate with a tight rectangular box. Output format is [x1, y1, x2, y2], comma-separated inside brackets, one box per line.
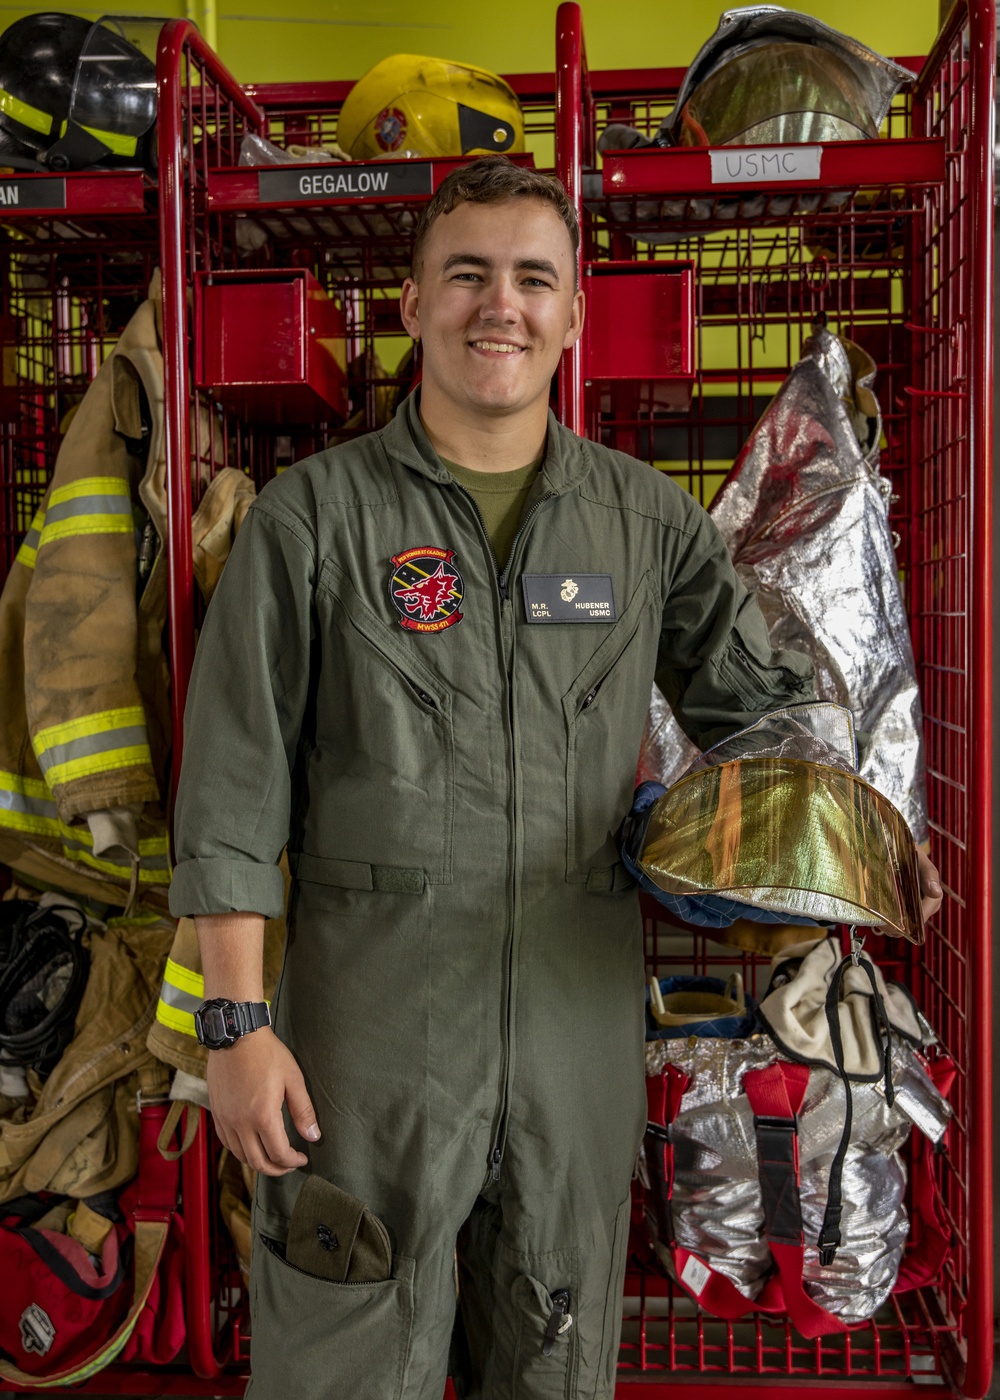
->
[258, 163, 433, 204]
[0, 177, 66, 211]
[522, 574, 617, 624]
[709, 146, 822, 184]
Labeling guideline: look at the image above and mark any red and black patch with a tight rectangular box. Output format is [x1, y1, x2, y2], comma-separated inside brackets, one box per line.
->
[389, 547, 464, 633]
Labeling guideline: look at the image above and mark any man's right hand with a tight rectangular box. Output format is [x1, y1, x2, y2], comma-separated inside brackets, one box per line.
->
[207, 1028, 321, 1177]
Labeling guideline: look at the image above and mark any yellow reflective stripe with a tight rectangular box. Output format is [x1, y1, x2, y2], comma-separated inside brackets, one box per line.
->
[63, 846, 171, 884]
[108, 913, 173, 929]
[0, 767, 52, 801]
[81, 123, 138, 157]
[155, 1000, 197, 1035]
[33, 706, 152, 787]
[0, 767, 59, 836]
[0, 768, 170, 882]
[39, 477, 133, 549]
[44, 744, 151, 787]
[165, 957, 205, 999]
[15, 503, 46, 569]
[26, 1319, 138, 1387]
[34, 706, 146, 750]
[156, 959, 207, 1037]
[0, 85, 51, 136]
[39, 515, 133, 546]
[49, 477, 130, 507]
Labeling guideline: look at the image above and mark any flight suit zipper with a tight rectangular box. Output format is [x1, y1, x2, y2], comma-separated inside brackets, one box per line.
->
[448, 482, 556, 1185]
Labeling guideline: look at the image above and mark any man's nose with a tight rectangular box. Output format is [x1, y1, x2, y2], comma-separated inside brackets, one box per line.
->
[478, 276, 519, 323]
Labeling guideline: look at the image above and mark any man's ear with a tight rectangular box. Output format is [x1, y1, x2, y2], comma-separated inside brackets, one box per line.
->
[399, 278, 420, 339]
[563, 287, 585, 350]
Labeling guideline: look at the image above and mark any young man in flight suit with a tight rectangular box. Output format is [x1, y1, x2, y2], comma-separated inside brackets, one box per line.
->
[169, 157, 943, 1400]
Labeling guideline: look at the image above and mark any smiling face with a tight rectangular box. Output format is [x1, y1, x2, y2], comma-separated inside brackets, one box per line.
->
[399, 196, 584, 424]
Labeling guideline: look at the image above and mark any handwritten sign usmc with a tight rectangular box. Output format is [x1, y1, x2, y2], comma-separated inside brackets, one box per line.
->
[709, 146, 823, 184]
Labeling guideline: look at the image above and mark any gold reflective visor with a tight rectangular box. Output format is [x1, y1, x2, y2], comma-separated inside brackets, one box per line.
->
[637, 757, 924, 944]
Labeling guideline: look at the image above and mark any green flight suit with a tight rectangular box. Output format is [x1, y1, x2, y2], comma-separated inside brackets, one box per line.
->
[169, 392, 814, 1400]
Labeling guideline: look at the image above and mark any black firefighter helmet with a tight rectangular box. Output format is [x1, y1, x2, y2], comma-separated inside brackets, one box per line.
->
[0, 12, 162, 172]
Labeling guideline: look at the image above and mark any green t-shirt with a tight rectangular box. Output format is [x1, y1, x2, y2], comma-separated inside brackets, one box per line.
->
[443, 456, 542, 570]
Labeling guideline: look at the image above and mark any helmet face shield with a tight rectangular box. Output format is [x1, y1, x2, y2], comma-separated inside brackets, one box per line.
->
[678, 42, 880, 147]
[68, 16, 160, 148]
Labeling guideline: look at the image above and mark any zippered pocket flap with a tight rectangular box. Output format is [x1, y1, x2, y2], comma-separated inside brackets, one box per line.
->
[317, 557, 450, 716]
[510, 1273, 575, 1395]
[562, 570, 654, 719]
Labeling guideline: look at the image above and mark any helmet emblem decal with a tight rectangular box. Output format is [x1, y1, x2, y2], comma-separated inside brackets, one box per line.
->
[389, 547, 465, 633]
[374, 106, 407, 153]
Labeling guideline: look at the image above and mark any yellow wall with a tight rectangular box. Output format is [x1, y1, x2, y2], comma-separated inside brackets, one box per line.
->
[0, 0, 943, 86]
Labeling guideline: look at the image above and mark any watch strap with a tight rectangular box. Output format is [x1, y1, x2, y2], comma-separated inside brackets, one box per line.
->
[232, 1000, 271, 1037]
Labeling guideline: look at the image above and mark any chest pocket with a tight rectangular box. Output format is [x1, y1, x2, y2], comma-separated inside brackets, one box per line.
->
[562, 571, 657, 885]
[308, 559, 454, 887]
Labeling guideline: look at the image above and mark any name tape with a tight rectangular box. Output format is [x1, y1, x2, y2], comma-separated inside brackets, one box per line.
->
[521, 574, 618, 624]
[709, 146, 823, 185]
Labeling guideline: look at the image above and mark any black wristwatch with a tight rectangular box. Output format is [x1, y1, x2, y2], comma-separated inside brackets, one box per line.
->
[194, 998, 271, 1049]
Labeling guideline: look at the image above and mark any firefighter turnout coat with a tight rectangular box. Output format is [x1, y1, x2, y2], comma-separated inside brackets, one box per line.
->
[0, 275, 173, 907]
[0, 269, 254, 927]
[169, 392, 815, 1400]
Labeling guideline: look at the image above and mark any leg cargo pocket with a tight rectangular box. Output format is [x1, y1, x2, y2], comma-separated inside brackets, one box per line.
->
[246, 1234, 415, 1400]
[511, 1273, 576, 1399]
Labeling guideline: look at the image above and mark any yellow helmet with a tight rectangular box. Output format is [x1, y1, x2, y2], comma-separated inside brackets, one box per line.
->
[337, 54, 524, 162]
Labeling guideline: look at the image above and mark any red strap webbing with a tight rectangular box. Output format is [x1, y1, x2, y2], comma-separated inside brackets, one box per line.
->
[744, 1063, 845, 1338]
[135, 1102, 179, 1223]
[894, 1056, 956, 1293]
[645, 1064, 785, 1321]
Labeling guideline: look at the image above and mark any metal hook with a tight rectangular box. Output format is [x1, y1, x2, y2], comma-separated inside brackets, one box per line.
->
[849, 926, 866, 966]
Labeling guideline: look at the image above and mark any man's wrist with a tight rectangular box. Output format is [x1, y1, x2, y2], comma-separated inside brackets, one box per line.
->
[195, 997, 271, 1049]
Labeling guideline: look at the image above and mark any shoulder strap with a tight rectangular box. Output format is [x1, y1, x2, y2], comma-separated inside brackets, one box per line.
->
[645, 1063, 785, 1320]
[0, 1102, 178, 1388]
[744, 1061, 846, 1338]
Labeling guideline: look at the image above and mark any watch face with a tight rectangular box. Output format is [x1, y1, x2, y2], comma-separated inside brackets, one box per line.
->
[200, 1005, 229, 1045]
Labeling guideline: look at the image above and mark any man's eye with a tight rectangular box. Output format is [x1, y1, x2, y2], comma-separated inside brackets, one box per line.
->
[452, 272, 482, 282]
[523, 278, 551, 288]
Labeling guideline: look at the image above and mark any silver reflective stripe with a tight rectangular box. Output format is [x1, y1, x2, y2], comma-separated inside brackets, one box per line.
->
[43, 495, 132, 525]
[158, 981, 203, 1017]
[36, 725, 149, 777]
[60, 836, 171, 872]
[0, 785, 56, 819]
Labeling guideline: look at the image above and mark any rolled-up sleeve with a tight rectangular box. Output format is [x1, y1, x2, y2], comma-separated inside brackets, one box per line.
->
[168, 499, 315, 918]
[656, 505, 815, 750]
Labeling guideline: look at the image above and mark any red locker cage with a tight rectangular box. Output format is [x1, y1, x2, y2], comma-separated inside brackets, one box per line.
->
[0, 0, 993, 1392]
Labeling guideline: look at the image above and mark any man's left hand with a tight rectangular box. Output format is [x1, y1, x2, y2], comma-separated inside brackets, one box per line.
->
[917, 846, 943, 924]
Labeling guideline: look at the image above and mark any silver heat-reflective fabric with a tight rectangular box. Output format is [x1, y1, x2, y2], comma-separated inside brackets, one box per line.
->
[639, 329, 929, 844]
[644, 1037, 950, 1320]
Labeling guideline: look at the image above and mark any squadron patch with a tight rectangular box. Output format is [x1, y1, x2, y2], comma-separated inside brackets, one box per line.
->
[389, 547, 464, 633]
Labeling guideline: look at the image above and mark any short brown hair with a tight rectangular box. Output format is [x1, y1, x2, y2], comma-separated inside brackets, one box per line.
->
[410, 156, 580, 283]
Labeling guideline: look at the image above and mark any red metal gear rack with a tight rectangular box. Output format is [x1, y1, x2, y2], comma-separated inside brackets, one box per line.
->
[0, 0, 993, 1391]
[554, 2, 995, 1398]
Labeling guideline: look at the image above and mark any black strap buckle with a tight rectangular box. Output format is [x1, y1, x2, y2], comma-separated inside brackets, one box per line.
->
[753, 1113, 798, 1133]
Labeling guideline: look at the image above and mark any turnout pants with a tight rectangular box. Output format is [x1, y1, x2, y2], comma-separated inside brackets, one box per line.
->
[245, 874, 647, 1400]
